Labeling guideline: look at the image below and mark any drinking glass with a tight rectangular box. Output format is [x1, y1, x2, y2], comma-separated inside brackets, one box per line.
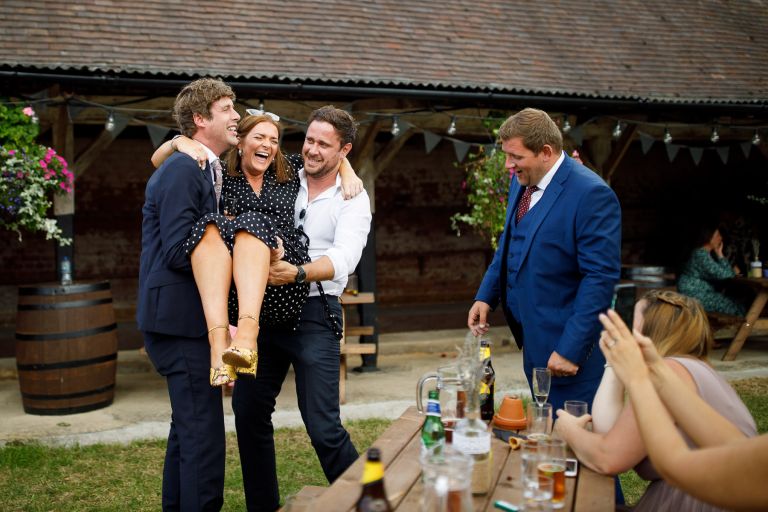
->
[521, 439, 543, 499]
[538, 439, 567, 509]
[532, 367, 551, 405]
[527, 402, 553, 440]
[564, 400, 588, 417]
[524, 475, 554, 511]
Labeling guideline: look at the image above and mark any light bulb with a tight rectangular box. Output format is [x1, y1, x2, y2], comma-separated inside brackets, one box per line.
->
[752, 131, 761, 145]
[447, 116, 457, 136]
[612, 121, 622, 140]
[391, 116, 400, 137]
[105, 112, 116, 132]
[258, 101, 265, 111]
[663, 128, 672, 144]
[710, 127, 720, 143]
[562, 118, 572, 134]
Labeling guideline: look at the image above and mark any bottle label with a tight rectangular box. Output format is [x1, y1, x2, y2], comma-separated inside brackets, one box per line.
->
[360, 461, 384, 484]
[453, 431, 491, 455]
[426, 399, 441, 416]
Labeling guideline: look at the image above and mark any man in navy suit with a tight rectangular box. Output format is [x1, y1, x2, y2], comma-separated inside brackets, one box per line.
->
[468, 108, 621, 413]
[137, 77, 240, 511]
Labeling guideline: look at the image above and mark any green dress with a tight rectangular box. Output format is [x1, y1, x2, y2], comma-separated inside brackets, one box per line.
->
[677, 248, 746, 316]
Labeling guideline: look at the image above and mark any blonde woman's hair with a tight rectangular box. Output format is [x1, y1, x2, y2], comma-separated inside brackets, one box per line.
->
[640, 290, 711, 361]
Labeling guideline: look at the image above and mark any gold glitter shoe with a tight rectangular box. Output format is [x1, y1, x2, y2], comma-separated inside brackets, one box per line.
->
[210, 364, 237, 387]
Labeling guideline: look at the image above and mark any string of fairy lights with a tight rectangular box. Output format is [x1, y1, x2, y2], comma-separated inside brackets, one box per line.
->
[3, 95, 766, 165]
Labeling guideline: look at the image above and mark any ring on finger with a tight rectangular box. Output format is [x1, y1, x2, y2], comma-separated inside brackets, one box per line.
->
[607, 339, 617, 348]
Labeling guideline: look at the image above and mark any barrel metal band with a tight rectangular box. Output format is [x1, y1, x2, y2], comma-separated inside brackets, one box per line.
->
[21, 383, 115, 401]
[17, 297, 113, 311]
[18, 281, 110, 296]
[16, 323, 117, 341]
[16, 352, 117, 371]
[23, 399, 114, 416]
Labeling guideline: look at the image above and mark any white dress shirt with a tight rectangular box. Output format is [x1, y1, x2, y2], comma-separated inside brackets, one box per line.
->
[295, 170, 372, 297]
[529, 150, 565, 209]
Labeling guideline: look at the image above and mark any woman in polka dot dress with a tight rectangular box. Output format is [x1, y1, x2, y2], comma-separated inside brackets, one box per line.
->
[152, 113, 362, 386]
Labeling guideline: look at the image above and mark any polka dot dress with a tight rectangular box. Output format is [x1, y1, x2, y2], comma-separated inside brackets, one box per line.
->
[185, 154, 310, 327]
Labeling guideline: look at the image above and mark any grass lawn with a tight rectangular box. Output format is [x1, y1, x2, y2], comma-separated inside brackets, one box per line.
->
[0, 378, 765, 510]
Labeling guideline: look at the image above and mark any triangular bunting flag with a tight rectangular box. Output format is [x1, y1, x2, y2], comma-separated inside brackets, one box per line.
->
[147, 125, 172, 149]
[28, 88, 49, 100]
[569, 126, 583, 146]
[689, 147, 704, 166]
[109, 112, 131, 137]
[716, 146, 729, 164]
[639, 133, 655, 154]
[666, 143, 681, 162]
[423, 131, 442, 154]
[453, 140, 471, 163]
[740, 142, 752, 159]
[67, 104, 87, 121]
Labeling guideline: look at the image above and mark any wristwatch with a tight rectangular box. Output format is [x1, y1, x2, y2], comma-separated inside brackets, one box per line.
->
[295, 265, 307, 284]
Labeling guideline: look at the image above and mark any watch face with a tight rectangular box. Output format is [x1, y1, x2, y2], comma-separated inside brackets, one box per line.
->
[296, 266, 306, 284]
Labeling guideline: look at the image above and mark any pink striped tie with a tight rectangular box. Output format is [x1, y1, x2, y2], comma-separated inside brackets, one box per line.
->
[515, 186, 538, 224]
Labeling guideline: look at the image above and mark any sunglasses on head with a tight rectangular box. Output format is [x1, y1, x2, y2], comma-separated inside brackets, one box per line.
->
[245, 109, 280, 122]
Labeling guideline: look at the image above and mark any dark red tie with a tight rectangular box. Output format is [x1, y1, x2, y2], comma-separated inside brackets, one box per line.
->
[515, 185, 538, 224]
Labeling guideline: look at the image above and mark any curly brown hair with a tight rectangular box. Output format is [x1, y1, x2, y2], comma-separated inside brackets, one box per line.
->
[172, 78, 235, 137]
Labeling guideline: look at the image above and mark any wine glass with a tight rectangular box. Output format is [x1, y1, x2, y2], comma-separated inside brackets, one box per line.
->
[532, 367, 551, 405]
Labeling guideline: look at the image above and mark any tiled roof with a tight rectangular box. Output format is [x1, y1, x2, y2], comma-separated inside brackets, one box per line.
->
[1, 0, 766, 104]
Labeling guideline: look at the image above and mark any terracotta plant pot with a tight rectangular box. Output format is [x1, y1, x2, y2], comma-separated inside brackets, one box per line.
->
[493, 394, 527, 430]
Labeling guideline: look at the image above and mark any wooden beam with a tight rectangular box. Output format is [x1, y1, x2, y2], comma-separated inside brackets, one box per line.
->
[372, 128, 417, 181]
[71, 128, 122, 178]
[351, 119, 384, 174]
[604, 124, 638, 185]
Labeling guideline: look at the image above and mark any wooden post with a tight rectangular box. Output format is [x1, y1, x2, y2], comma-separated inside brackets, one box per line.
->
[52, 104, 75, 280]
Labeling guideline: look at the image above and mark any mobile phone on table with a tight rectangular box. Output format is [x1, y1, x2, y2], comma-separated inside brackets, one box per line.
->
[611, 283, 636, 329]
[565, 457, 578, 477]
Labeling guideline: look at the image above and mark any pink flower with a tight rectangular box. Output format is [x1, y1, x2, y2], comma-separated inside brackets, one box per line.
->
[8, 150, 15, 156]
[23, 106, 35, 117]
[16, 171, 24, 178]
[571, 150, 583, 164]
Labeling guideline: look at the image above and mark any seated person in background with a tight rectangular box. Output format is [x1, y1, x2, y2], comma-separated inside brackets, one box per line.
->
[598, 305, 768, 511]
[554, 290, 757, 512]
[678, 225, 746, 316]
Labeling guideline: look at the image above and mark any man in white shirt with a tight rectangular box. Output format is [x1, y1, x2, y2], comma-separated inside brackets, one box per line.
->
[232, 106, 372, 512]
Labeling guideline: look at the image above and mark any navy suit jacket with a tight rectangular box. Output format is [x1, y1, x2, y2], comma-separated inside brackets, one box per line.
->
[137, 152, 217, 338]
[475, 155, 621, 384]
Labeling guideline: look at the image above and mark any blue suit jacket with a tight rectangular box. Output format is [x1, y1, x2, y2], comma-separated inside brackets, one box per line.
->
[476, 155, 621, 384]
[137, 153, 217, 338]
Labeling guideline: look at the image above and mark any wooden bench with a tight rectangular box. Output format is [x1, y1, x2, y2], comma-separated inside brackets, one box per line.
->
[707, 312, 745, 340]
[339, 292, 377, 404]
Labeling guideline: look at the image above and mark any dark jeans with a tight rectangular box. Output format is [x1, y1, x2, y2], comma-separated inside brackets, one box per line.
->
[232, 297, 358, 512]
[144, 332, 225, 512]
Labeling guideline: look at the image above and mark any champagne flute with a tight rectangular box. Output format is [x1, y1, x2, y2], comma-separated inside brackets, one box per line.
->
[533, 367, 551, 405]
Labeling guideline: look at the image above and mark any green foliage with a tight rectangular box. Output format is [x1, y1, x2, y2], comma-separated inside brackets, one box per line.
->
[451, 121, 510, 249]
[0, 104, 39, 149]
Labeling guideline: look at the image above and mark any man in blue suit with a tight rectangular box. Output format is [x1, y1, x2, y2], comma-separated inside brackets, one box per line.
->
[137, 77, 240, 511]
[468, 108, 621, 413]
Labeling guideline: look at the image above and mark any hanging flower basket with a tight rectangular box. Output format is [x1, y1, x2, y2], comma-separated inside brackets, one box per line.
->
[0, 105, 73, 244]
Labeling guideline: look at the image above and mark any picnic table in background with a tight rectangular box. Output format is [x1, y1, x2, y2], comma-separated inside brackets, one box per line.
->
[722, 277, 768, 361]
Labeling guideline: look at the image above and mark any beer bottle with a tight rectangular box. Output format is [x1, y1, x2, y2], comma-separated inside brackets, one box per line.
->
[479, 339, 496, 423]
[421, 389, 446, 456]
[356, 447, 393, 512]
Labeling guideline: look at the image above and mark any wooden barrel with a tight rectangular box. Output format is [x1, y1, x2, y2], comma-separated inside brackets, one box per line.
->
[15, 281, 118, 415]
[621, 265, 677, 301]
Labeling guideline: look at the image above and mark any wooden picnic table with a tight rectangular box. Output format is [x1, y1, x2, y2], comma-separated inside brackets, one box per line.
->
[339, 292, 376, 403]
[285, 406, 614, 511]
[722, 277, 768, 361]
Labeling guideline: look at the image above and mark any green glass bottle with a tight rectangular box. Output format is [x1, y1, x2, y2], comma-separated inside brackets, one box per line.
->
[421, 389, 446, 456]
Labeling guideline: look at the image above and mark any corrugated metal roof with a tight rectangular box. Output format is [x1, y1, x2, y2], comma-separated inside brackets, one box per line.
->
[1, 0, 766, 104]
